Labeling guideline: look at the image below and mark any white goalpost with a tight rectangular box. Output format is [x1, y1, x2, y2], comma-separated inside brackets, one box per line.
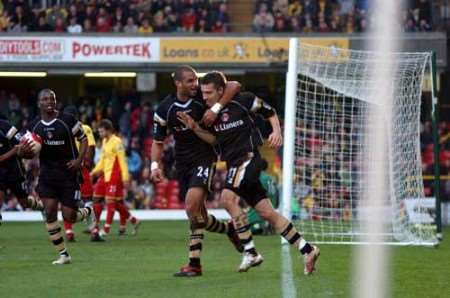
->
[282, 39, 439, 246]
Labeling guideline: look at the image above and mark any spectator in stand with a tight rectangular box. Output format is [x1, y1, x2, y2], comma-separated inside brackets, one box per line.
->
[96, 15, 111, 32]
[273, 16, 288, 32]
[167, 9, 180, 32]
[253, 3, 275, 32]
[153, 11, 168, 32]
[53, 16, 65, 32]
[83, 18, 95, 32]
[211, 20, 226, 33]
[290, 16, 302, 32]
[214, 2, 230, 32]
[119, 102, 132, 140]
[85, 4, 97, 25]
[329, 14, 341, 32]
[32, 15, 51, 32]
[124, 16, 138, 33]
[197, 8, 211, 30]
[127, 137, 143, 180]
[130, 102, 153, 140]
[67, 4, 83, 25]
[67, 16, 82, 33]
[46, 4, 66, 29]
[197, 18, 209, 32]
[318, 16, 330, 33]
[98, 6, 112, 26]
[112, 6, 126, 32]
[273, 0, 289, 16]
[138, 17, 153, 33]
[181, 8, 196, 32]
[0, 10, 11, 31]
[151, 0, 167, 15]
[9, 5, 28, 32]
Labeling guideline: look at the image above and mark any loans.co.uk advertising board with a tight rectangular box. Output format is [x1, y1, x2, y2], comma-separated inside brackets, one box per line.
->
[159, 37, 349, 63]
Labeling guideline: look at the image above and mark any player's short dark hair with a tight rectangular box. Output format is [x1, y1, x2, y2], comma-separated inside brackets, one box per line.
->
[38, 89, 56, 101]
[98, 119, 114, 131]
[172, 65, 196, 82]
[200, 71, 226, 90]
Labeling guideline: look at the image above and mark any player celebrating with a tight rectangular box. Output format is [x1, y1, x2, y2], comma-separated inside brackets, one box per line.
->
[62, 106, 101, 242]
[26, 89, 93, 265]
[151, 65, 248, 277]
[178, 71, 320, 275]
[91, 119, 139, 237]
[0, 117, 44, 224]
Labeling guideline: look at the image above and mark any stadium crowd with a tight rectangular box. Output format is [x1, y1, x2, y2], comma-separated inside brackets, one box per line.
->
[0, 0, 444, 34]
[0, 0, 230, 33]
[0, 89, 449, 213]
[253, 0, 435, 33]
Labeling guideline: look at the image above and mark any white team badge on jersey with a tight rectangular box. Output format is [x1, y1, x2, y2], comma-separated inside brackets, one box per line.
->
[221, 113, 230, 122]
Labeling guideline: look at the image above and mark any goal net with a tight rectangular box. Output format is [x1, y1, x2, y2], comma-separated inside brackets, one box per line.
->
[282, 40, 438, 246]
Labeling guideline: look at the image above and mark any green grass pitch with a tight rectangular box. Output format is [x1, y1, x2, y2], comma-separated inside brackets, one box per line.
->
[0, 221, 448, 298]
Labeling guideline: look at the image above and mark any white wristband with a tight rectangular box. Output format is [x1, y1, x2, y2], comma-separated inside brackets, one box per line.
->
[210, 102, 223, 114]
[151, 161, 159, 171]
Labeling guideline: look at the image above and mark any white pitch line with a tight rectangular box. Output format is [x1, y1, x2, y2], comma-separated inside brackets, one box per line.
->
[281, 243, 297, 298]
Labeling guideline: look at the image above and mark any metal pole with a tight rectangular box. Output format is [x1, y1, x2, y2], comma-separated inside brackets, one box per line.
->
[430, 51, 442, 241]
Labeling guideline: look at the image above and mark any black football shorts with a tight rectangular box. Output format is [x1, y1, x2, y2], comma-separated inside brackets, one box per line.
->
[0, 179, 28, 200]
[176, 162, 215, 201]
[223, 154, 267, 208]
[37, 179, 81, 209]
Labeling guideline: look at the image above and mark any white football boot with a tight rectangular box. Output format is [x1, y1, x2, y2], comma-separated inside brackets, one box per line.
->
[238, 252, 264, 272]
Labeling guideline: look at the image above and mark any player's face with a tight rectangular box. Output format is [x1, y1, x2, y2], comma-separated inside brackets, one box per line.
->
[201, 83, 223, 107]
[98, 127, 107, 139]
[38, 92, 56, 114]
[177, 71, 198, 98]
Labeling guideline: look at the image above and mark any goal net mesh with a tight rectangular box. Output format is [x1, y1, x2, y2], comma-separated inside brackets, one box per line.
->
[291, 43, 437, 245]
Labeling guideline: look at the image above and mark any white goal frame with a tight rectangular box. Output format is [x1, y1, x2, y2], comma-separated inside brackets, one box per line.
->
[281, 38, 439, 246]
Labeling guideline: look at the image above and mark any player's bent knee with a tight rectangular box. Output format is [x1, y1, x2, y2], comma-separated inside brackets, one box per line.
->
[220, 189, 237, 206]
[185, 196, 204, 216]
[44, 211, 58, 223]
[257, 206, 277, 222]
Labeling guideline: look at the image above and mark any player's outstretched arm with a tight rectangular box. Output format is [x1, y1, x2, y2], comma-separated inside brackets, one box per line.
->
[267, 114, 283, 149]
[247, 94, 282, 149]
[202, 80, 241, 126]
[178, 112, 216, 145]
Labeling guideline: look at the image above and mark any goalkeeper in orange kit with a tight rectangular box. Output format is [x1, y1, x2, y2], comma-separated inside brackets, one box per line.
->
[91, 119, 140, 236]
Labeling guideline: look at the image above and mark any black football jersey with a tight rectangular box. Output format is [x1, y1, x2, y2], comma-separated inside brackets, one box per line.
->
[211, 92, 275, 166]
[26, 112, 86, 182]
[153, 94, 216, 170]
[0, 119, 25, 180]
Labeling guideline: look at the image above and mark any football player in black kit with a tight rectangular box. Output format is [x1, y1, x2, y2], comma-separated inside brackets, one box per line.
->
[25, 89, 93, 265]
[178, 71, 321, 275]
[151, 65, 249, 277]
[0, 116, 44, 224]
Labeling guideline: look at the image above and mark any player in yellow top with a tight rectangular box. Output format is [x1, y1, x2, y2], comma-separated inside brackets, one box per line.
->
[91, 119, 139, 236]
[62, 106, 102, 241]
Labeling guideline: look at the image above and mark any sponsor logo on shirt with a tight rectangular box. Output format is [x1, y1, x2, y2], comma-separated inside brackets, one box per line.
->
[214, 120, 244, 132]
[44, 140, 65, 145]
